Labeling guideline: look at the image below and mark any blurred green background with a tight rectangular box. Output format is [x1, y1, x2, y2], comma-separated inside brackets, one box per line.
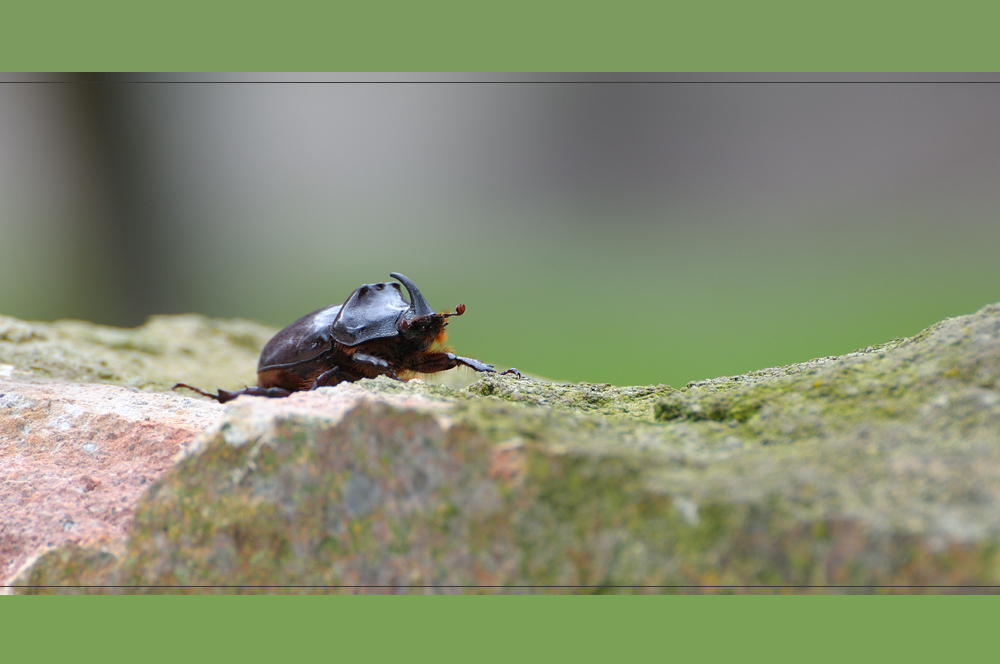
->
[1, 74, 998, 387]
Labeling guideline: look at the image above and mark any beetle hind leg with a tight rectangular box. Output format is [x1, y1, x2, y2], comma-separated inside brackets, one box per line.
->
[218, 387, 293, 402]
[173, 383, 293, 403]
[172, 382, 220, 399]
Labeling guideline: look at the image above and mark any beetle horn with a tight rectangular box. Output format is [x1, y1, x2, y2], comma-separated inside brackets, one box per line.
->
[390, 272, 436, 319]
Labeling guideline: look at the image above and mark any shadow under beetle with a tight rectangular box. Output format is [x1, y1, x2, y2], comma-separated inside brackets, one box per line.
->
[175, 272, 518, 403]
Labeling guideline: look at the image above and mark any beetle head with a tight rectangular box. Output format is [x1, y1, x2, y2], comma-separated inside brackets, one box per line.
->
[330, 273, 463, 348]
[392, 272, 440, 349]
[391, 272, 466, 350]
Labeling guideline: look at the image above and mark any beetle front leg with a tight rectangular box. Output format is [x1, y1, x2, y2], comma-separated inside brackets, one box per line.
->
[409, 352, 496, 375]
[455, 355, 497, 373]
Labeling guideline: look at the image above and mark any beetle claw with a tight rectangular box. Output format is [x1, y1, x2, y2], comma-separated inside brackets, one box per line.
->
[500, 368, 523, 379]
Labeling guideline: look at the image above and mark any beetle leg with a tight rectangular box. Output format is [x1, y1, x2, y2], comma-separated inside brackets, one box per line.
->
[500, 368, 523, 378]
[310, 367, 345, 389]
[173, 383, 292, 403]
[352, 352, 402, 380]
[218, 387, 293, 402]
[455, 355, 496, 373]
[173, 383, 220, 399]
[409, 352, 496, 374]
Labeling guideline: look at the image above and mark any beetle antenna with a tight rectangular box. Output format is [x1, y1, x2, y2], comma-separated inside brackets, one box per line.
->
[442, 303, 466, 317]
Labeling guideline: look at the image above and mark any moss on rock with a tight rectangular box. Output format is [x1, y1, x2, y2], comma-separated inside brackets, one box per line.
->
[468, 375, 677, 423]
[0, 314, 277, 392]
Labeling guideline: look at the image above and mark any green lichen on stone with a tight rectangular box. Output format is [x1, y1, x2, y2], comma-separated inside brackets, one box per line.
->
[8, 302, 1000, 593]
[467, 375, 677, 423]
[653, 303, 1000, 447]
[0, 314, 277, 392]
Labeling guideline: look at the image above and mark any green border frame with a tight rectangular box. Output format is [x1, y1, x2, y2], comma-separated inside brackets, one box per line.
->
[3, 596, 997, 659]
[3, 0, 999, 72]
[3, 0, 998, 658]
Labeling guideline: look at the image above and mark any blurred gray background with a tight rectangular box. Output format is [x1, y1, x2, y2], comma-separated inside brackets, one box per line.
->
[1, 73, 998, 386]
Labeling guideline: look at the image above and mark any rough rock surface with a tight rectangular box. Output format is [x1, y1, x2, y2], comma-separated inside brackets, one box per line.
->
[0, 380, 221, 581]
[0, 314, 263, 584]
[4, 303, 1000, 593]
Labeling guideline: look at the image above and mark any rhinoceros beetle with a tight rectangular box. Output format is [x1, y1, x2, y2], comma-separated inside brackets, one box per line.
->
[175, 273, 518, 403]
